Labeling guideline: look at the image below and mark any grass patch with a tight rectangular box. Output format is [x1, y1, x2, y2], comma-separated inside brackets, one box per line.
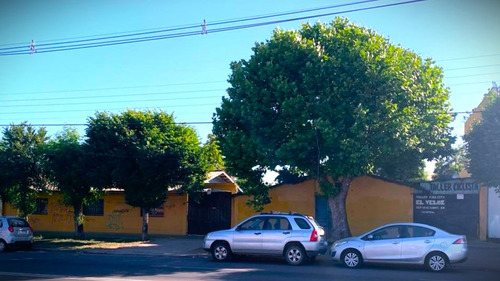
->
[34, 235, 145, 250]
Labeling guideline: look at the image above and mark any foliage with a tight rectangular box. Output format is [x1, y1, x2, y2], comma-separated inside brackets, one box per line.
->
[0, 140, 12, 203]
[86, 110, 209, 240]
[432, 145, 467, 180]
[465, 85, 500, 188]
[44, 127, 102, 238]
[0, 123, 49, 217]
[201, 134, 225, 172]
[213, 18, 454, 239]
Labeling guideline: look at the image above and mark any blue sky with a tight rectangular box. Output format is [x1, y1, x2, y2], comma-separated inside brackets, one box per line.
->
[1, 0, 499, 146]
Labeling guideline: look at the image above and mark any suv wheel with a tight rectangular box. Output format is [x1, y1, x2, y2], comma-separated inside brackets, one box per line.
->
[211, 242, 231, 262]
[285, 244, 306, 265]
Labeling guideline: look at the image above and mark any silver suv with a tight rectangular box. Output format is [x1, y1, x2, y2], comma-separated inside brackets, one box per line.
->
[0, 216, 34, 252]
[203, 212, 328, 265]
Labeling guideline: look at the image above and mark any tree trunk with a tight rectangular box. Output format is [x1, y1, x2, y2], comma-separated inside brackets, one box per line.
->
[73, 206, 84, 239]
[141, 207, 149, 241]
[327, 177, 352, 241]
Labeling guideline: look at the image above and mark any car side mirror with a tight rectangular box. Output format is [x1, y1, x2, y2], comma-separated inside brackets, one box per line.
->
[364, 234, 374, 241]
[236, 226, 242, 231]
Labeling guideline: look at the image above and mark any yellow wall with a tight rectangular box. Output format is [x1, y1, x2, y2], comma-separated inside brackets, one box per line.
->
[5, 191, 188, 235]
[232, 176, 414, 236]
[209, 182, 239, 194]
[347, 176, 414, 235]
[5, 176, 414, 237]
[28, 193, 74, 232]
[232, 180, 317, 226]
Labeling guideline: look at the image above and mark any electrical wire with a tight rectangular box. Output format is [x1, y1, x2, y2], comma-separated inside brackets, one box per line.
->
[0, 0, 426, 56]
[2, 89, 225, 103]
[0, 0, 381, 51]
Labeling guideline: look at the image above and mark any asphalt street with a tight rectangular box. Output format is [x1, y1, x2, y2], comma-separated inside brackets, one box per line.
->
[0, 236, 498, 281]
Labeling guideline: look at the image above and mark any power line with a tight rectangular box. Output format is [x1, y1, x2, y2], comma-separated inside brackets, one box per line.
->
[437, 53, 500, 62]
[1, 89, 226, 103]
[0, 103, 219, 116]
[0, 110, 477, 128]
[446, 72, 500, 79]
[0, 1, 382, 49]
[0, 95, 223, 109]
[0, 0, 426, 56]
[0, 81, 225, 96]
[445, 64, 500, 71]
[0, 121, 214, 127]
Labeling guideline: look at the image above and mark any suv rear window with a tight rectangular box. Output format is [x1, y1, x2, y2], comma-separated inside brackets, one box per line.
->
[8, 218, 29, 227]
[294, 218, 311, 229]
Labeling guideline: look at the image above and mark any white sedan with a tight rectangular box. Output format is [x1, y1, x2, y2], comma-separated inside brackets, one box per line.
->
[330, 222, 467, 272]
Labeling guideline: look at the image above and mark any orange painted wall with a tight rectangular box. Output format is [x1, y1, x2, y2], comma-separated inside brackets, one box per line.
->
[232, 176, 414, 236]
[347, 176, 414, 235]
[4, 192, 188, 235]
[232, 180, 317, 226]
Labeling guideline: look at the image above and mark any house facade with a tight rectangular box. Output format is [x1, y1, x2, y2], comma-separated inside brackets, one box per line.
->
[2, 174, 415, 238]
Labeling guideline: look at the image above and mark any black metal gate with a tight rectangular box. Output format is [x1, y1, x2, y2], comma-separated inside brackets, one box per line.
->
[187, 192, 232, 235]
[415, 179, 480, 239]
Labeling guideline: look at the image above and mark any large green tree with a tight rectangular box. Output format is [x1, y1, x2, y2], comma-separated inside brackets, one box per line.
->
[432, 145, 467, 180]
[86, 110, 209, 240]
[213, 18, 454, 240]
[1, 123, 49, 217]
[464, 85, 500, 189]
[0, 140, 13, 204]
[44, 127, 100, 238]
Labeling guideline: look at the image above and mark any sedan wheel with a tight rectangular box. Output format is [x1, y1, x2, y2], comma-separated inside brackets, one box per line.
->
[426, 252, 447, 272]
[342, 249, 362, 268]
[285, 244, 306, 265]
[211, 242, 231, 262]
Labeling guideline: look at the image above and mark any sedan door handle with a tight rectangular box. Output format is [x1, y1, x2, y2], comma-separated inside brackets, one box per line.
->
[392, 241, 400, 244]
[282, 231, 290, 235]
[254, 232, 262, 235]
[424, 240, 432, 243]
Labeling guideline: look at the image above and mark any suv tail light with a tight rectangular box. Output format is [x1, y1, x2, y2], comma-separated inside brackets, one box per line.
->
[453, 238, 466, 244]
[310, 229, 319, 242]
[8, 226, 14, 233]
[29, 226, 33, 233]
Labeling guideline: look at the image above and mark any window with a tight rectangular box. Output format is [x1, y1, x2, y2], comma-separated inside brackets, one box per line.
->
[294, 218, 311, 229]
[266, 217, 291, 230]
[410, 226, 436, 238]
[8, 218, 30, 227]
[34, 198, 48, 215]
[370, 226, 400, 240]
[83, 199, 104, 216]
[239, 217, 265, 230]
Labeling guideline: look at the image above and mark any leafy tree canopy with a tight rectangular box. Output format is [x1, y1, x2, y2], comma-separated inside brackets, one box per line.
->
[465, 85, 500, 188]
[86, 110, 209, 209]
[44, 127, 101, 237]
[432, 145, 467, 180]
[1, 123, 48, 217]
[213, 18, 454, 239]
